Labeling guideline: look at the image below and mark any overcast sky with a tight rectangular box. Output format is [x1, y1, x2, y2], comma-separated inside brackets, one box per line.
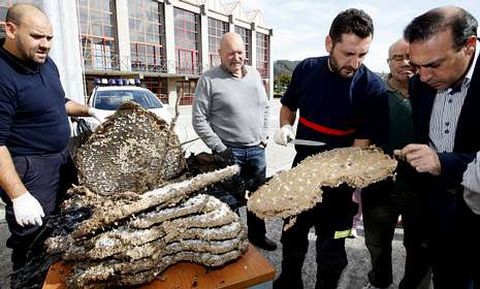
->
[241, 0, 480, 73]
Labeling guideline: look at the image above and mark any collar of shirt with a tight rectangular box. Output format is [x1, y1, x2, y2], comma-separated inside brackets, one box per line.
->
[220, 63, 248, 78]
[384, 73, 408, 98]
[0, 38, 40, 74]
[385, 74, 403, 92]
[384, 74, 396, 91]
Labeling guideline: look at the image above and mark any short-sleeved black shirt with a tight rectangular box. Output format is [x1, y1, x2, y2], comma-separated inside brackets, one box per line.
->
[282, 56, 386, 152]
[0, 39, 70, 156]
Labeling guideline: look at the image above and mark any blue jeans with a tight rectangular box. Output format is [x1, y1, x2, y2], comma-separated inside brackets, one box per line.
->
[230, 145, 266, 191]
[229, 145, 267, 238]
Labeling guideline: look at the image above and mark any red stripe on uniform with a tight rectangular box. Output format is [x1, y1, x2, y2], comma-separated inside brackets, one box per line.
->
[299, 117, 355, 136]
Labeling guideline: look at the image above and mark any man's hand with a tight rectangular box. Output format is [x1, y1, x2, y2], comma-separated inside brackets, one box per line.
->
[394, 144, 441, 175]
[214, 147, 236, 167]
[12, 191, 45, 227]
[88, 107, 102, 122]
[273, 124, 295, 146]
[260, 137, 268, 148]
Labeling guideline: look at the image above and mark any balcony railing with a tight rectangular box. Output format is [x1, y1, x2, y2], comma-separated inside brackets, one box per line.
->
[131, 59, 170, 73]
[81, 53, 268, 77]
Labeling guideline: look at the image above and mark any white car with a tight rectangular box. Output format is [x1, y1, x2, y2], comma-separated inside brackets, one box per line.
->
[88, 86, 172, 124]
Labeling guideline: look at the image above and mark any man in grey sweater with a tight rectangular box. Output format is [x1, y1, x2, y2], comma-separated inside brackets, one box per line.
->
[192, 32, 276, 251]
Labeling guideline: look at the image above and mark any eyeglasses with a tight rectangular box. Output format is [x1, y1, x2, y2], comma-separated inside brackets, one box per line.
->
[388, 54, 410, 62]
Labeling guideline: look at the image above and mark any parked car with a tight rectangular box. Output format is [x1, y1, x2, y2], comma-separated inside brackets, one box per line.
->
[87, 85, 172, 124]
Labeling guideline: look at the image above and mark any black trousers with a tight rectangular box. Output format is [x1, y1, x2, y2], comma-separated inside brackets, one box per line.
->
[421, 187, 472, 289]
[362, 179, 430, 289]
[456, 197, 480, 289]
[273, 146, 357, 289]
[0, 150, 76, 287]
[273, 185, 358, 289]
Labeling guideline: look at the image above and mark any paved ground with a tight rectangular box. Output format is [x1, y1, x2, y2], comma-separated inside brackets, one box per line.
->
[0, 99, 415, 288]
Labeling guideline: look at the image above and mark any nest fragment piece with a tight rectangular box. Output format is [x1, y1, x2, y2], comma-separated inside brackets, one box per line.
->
[71, 164, 240, 239]
[75, 102, 186, 196]
[247, 146, 397, 219]
[67, 249, 246, 289]
[58, 194, 248, 289]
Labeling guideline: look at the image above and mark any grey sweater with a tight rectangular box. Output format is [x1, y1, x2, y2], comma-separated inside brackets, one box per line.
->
[192, 65, 270, 152]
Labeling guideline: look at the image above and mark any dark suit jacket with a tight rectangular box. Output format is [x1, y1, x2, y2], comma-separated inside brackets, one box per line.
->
[409, 51, 480, 191]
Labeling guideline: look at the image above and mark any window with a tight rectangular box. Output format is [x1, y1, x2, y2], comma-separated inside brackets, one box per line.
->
[208, 17, 228, 68]
[176, 80, 197, 105]
[174, 8, 200, 75]
[94, 89, 163, 110]
[128, 0, 166, 72]
[0, 0, 12, 38]
[143, 77, 168, 104]
[256, 32, 270, 78]
[77, 0, 119, 70]
[235, 26, 251, 65]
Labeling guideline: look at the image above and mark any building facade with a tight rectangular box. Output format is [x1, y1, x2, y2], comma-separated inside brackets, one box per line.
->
[0, 0, 273, 105]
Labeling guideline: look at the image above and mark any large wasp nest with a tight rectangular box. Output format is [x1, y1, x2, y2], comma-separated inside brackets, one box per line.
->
[75, 102, 185, 195]
[46, 102, 248, 289]
[247, 146, 397, 219]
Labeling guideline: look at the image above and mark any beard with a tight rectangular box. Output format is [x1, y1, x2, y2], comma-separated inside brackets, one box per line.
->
[328, 56, 357, 78]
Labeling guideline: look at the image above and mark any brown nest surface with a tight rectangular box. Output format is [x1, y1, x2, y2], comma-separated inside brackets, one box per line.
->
[247, 146, 397, 219]
[75, 102, 185, 196]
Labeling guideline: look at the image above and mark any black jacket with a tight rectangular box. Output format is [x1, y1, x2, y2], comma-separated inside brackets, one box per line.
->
[409, 51, 480, 191]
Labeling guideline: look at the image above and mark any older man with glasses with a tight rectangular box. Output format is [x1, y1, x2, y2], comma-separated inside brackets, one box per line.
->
[361, 38, 431, 289]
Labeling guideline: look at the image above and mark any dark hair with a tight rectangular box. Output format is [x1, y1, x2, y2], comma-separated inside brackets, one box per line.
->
[404, 6, 478, 50]
[329, 8, 374, 44]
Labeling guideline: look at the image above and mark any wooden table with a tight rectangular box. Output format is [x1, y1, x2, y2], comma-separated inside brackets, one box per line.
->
[43, 244, 275, 289]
